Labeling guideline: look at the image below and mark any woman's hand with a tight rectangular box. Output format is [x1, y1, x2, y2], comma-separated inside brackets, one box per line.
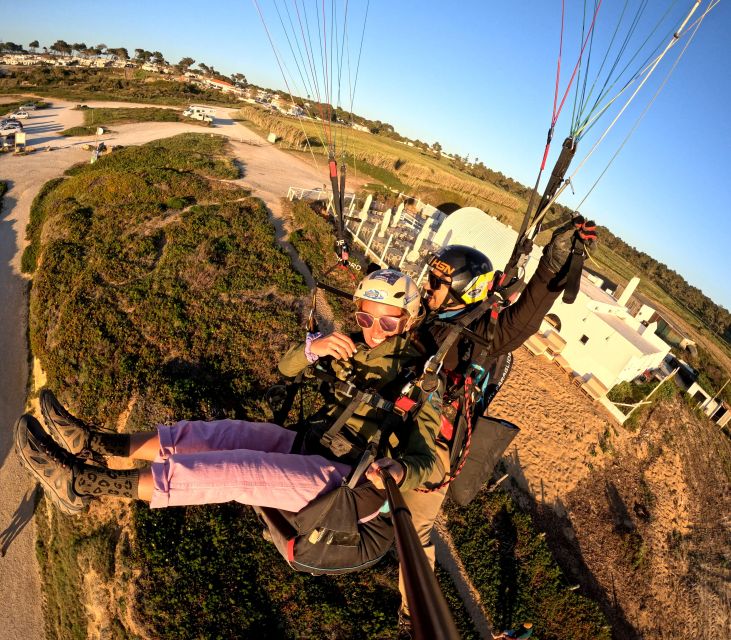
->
[365, 458, 405, 489]
[309, 332, 357, 360]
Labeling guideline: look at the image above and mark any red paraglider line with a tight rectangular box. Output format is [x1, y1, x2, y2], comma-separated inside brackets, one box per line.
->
[555, 0, 603, 126]
[540, 0, 603, 170]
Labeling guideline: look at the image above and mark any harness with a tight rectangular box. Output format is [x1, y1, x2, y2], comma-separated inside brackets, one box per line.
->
[412, 293, 506, 493]
[300, 358, 427, 464]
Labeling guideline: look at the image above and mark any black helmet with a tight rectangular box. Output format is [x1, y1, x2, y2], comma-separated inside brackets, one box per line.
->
[427, 245, 495, 306]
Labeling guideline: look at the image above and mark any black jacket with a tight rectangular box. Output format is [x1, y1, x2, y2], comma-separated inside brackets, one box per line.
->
[417, 257, 561, 375]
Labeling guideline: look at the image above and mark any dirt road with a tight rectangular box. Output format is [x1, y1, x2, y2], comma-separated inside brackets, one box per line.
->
[0, 98, 338, 640]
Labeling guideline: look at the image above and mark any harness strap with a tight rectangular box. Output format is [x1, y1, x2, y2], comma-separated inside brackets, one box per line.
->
[318, 388, 369, 451]
[417, 374, 477, 494]
[561, 240, 585, 303]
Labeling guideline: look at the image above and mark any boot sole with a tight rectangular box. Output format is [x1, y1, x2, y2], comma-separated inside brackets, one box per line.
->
[39, 388, 88, 456]
[14, 415, 87, 517]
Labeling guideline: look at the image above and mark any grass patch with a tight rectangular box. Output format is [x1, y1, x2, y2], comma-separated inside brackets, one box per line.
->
[0, 66, 241, 107]
[435, 564, 480, 639]
[0, 99, 50, 116]
[445, 490, 611, 640]
[21, 176, 66, 273]
[236, 105, 529, 224]
[81, 106, 180, 126]
[26, 132, 410, 638]
[59, 126, 99, 137]
[286, 198, 362, 323]
[60, 107, 183, 136]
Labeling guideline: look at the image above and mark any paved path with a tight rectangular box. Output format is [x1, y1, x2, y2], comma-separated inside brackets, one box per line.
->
[0, 98, 339, 640]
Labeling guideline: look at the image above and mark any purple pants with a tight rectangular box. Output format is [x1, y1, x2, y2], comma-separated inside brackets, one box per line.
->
[149, 419, 351, 512]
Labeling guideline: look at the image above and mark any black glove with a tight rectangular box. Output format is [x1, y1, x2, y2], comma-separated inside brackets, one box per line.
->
[542, 215, 597, 273]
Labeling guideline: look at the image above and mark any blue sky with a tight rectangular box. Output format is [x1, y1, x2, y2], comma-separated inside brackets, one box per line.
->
[4, 1, 730, 309]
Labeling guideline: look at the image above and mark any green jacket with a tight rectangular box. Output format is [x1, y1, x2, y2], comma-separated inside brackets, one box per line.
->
[278, 332, 442, 490]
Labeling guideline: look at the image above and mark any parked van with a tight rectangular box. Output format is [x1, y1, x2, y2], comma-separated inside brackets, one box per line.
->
[183, 105, 215, 125]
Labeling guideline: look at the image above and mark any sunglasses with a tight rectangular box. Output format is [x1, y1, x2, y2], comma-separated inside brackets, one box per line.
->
[354, 311, 405, 333]
[427, 271, 452, 290]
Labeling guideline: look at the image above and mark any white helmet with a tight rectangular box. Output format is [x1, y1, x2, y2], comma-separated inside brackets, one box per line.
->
[353, 269, 421, 328]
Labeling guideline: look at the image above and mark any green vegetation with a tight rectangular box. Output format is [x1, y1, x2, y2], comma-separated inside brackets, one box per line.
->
[607, 380, 659, 405]
[25, 129, 617, 638]
[0, 98, 50, 116]
[0, 66, 241, 106]
[236, 104, 527, 224]
[608, 379, 678, 430]
[287, 198, 361, 323]
[445, 490, 611, 640]
[21, 177, 65, 273]
[60, 106, 184, 136]
[435, 565, 480, 639]
[27, 132, 410, 638]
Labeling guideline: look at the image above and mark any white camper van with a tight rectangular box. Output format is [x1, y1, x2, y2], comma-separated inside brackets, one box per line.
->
[183, 105, 215, 124]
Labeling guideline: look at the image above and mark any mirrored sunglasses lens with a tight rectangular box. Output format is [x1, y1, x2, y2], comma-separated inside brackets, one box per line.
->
[355, 312, 374, 328]
[378, 316, 400, 332]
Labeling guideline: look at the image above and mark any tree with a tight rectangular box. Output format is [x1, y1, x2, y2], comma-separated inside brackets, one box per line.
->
[110, 47, 129, 61]
[433, 141, 442, 159]
[29, 40, 40, 53]
[1, 42, 24, 53]
[95, 43, 107, 53]
[232, 72, 247, 87]
[51, 40, 71, 56]
[134, 48, 153, 63]
[198, 62, 211, 75]
[151, 51, 165, 65]
[177, 57, 195, 73]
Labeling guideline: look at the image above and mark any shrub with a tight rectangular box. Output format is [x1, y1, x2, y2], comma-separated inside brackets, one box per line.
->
[27, 133, 416, 639]
[60, 126, 98, 136]
[445, 490, 610, 640]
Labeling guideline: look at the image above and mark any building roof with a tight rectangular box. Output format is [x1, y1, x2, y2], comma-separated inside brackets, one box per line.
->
[595, 312, 663, 354]
[430, 207, 543, 277]
[580, 275, 622, 305]
[209, 78, 233, 87]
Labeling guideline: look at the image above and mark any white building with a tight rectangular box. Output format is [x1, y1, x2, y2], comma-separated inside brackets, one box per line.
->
[542, 275, 671, 392]
[430, 206, 544, 278]
[429, 206, 670, 397]
[686, 382, 731, 428]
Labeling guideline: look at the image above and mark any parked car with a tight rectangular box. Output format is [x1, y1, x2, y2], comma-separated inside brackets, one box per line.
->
[10, 110, 29, 119]
[20, 103, 37, 111]
[0, 121, 23, 133]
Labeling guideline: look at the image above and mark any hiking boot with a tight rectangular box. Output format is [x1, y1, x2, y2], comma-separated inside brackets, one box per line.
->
[14, 414, 88, 516]
[40, 388, 92, 457]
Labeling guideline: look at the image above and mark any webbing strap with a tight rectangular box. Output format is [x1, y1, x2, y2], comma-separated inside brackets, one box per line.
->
[319, 389, 369, 450]
[425, 294, 501, 377]
[562, 243, 585, 304]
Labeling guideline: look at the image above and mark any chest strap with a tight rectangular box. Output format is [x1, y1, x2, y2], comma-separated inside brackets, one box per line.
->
[421, 294, 501, 391]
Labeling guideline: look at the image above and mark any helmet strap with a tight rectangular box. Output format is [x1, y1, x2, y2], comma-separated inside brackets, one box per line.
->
[443, 288, 467, 310]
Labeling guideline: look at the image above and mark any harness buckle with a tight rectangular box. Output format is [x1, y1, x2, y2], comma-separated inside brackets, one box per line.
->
[424, 355, 443, 377]
[341, 380, 357, 398]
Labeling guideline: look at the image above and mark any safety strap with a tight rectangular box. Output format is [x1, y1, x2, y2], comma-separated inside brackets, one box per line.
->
[562, 244, 585, 303]
[417, 374, 477, 494]
[422, 294, 501, 392]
